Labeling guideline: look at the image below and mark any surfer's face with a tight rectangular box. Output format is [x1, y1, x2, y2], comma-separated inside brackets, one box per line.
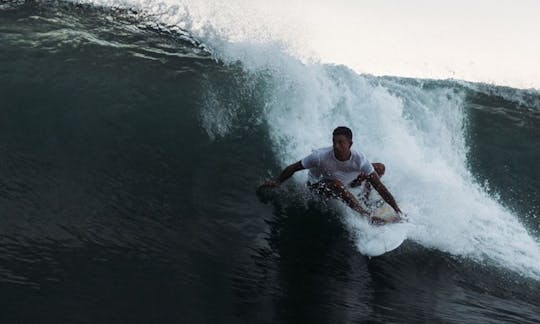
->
[332, 135, 352, 161]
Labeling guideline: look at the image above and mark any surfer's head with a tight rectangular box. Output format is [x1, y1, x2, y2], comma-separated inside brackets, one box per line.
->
[332, 126, 353, 161]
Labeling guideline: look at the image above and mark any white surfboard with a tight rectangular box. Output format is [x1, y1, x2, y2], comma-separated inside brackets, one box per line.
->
[370, 203, 400, 224]
[361, 203, 407, 256]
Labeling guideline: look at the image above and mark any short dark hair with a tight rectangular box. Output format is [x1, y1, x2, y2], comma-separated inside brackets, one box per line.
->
[333, 126, 353, 141]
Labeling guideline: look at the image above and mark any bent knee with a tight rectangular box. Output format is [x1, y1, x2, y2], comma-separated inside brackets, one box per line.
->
[372, 163, 386, 176]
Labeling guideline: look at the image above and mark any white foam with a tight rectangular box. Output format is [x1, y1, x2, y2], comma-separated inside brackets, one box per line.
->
[73, 0, 540, 279]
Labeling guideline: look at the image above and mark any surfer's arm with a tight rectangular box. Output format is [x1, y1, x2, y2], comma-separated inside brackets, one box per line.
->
[367, 172, 402, 214]
[259, 161, 305, 188]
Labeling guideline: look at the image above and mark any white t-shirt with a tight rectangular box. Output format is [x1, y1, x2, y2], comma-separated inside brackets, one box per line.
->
[301, 146, 375, 186]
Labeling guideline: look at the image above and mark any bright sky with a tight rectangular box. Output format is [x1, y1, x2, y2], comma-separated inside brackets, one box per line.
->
[254, 0, 540, 89]
[153, 0, 540, 89]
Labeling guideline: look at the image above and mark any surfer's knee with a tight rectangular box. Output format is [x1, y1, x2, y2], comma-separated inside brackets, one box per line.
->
[372, 163, 385, 177]
[317, 179, 347, 197]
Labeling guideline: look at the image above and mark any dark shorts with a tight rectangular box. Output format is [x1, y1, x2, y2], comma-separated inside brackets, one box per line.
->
[307, 179, 344, 199]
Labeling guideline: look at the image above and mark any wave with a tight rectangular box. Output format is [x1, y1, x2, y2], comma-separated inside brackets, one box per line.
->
[4, 0, 540, 280]
[217, 52, 540, 279]
[136, 1, 540, 278]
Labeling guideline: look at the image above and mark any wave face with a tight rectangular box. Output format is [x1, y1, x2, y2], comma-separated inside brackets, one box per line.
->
[1, 2, 540, 323]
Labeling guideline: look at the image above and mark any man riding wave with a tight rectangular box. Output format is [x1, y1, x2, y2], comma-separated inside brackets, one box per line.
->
[259, 126, 403, 224]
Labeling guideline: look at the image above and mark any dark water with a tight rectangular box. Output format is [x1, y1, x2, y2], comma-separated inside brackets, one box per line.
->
[1, 2, 540, 323]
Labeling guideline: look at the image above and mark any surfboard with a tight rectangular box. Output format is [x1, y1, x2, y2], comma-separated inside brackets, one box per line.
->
[370, 203, 401, 224]
[362, 203, 407, 256]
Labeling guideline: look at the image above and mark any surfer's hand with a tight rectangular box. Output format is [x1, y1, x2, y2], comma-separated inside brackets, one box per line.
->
[391, 211, 407, 223]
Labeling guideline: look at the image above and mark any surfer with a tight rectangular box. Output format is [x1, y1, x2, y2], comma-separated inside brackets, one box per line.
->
[259, 126, 402, 223]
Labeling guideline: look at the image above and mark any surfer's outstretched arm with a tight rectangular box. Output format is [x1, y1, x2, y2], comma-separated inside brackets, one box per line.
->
[259, 161, 305, 188]
[368, 172, 402, 214]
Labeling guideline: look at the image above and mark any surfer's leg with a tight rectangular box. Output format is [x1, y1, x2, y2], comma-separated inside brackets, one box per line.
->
[352, 163, 386, 202]
[310, 179, 368, 215]
[350, 163, 386, 187]
[373, 162, 386, 177]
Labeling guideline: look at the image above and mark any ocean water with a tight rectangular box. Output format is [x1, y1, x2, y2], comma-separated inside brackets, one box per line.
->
[1, 1, 540, 323]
